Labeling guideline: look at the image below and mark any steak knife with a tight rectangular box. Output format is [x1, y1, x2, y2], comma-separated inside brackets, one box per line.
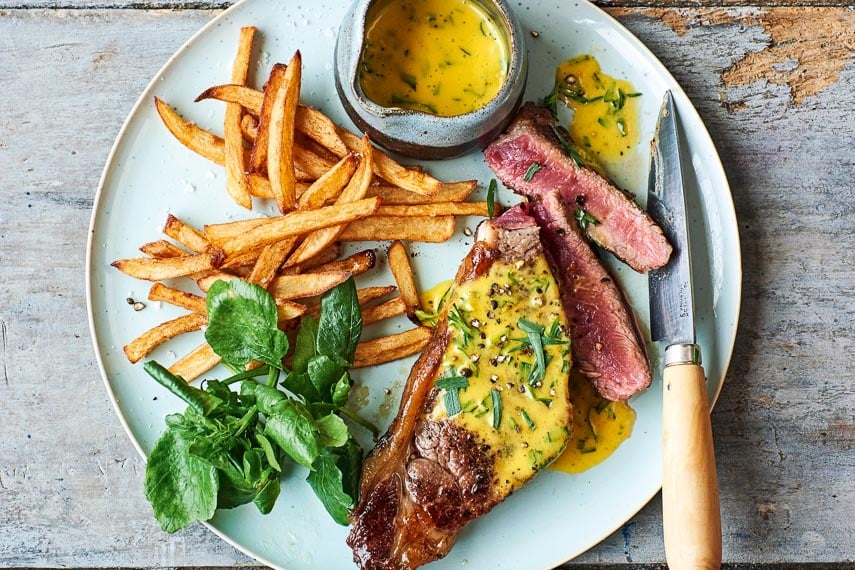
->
[648, 91, 722, 569]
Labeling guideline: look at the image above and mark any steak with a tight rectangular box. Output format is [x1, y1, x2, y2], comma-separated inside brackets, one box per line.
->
[484, 102, 672, 273]
[529, 190, 651, 401]
[347, 207, 574, 569]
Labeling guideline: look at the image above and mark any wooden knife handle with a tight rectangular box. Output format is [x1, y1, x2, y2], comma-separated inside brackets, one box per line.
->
[662, 362, 722, 569]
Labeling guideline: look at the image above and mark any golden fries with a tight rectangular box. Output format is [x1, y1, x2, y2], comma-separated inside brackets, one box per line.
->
[353, 327, 433, 368]
[113, 253, 222, 281]
[361, 297, 407, 326]
[268, 51, 301, 212]
[169, 342, 221, 381]
[377, 202, 490, 218]
[148, 283, 206, 314]
[163, 214, 211, 253]
[124, 313, 208, 364]
[224, 27, 255, 209]
[366, 180, 476, 204]
[119, 32, 497, 379]
[221, 197, 381, 257]
[339, 215, 456, 243]
[388, 241, 420, 315]
[286, 136, 373, 265]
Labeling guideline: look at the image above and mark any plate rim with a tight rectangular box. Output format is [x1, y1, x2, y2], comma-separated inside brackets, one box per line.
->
[84, 0, 743, 567]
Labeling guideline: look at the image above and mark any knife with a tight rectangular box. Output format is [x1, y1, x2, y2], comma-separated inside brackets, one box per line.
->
[648, 91, 722, 569]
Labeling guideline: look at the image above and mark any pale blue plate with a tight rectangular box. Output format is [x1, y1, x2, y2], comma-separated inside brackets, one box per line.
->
[86, 0, 741, 568]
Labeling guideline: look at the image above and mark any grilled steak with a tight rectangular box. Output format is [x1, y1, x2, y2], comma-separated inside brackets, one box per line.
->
[529, 190, 651, 401]
[348, 207, 574, 570]
[484, 102, 672, 273]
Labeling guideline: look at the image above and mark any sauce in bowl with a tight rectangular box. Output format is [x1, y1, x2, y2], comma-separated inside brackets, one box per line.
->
[358, 0, 510, 117]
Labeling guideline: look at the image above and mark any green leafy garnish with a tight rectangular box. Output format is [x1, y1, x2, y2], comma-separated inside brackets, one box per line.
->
[486, 179, 498, 219]
[575, 207, 600, 232]
[205, 279, 288, 369]
[435, 375, 470, 390]
[491, 389, 502, 429]
[549, 125, 585, 168]
[143, 277, 371, 533]
[521, 409, 536, 431]
[523, 162, 542, 182]
[448, 303, 475, 347]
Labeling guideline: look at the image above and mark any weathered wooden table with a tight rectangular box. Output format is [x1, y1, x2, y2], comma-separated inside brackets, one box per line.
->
[1, 0, 852, 568]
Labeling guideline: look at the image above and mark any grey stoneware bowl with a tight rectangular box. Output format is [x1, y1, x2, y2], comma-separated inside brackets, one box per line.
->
[334, 0, 528, 160]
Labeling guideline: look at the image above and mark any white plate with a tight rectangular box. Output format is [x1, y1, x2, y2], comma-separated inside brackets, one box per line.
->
[86, 0, 741, 568]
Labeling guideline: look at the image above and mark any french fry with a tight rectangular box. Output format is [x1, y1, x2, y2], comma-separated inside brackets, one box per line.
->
[388, 240, 420, 315]
[285, 136, 374, 266]
[169, 342, 221, 381]
[298, 153, 358, 210]
[278, 243, 341, 275]
[148, 282, 206, 314]
[224, 27, 256, 209]
[140, 240, 188, 258]
[249, 63, 286, 175]
[123, 313, 208, 364]
[220, 196, 381, 257]
[307, 249, 375, 277]
[196, 270, 235, 293]
[338, 215, 456, 243]
[377, 202, 490, 218]
[277, 300, 308, 322]
[163, 214, 212, 253]
[196, 84, 348, 158]
[361, 297, 407, 326]
[366, 180, 477, 204]
[268, 271, 352, 300]
[248, 237, 299, 289]
[294, 143, 337, 180]
[352, 327, 433, 368]
[337, 127, 442, 195]
[204, 217, 270, 247]
[113, 253, 222, 281]
[240, 114, 258, 142]
[155, 97, 229, 165]
[268, 52, 302, 212]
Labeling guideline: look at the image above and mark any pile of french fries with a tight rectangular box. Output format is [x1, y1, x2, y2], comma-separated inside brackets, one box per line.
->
[112, 27, 493, 382]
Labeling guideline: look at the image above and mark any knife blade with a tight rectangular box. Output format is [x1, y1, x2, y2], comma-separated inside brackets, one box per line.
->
[648, 91, 722, 570]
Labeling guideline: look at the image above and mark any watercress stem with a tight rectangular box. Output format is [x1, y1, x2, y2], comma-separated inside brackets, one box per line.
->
[233, 405, 258, 438]
[222, 365, 270, 385]
[338, 406, 380, 437]
[266, 366, 280, 388]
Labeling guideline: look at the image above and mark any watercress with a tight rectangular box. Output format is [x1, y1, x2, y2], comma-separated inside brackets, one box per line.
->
[143, 277, 371, 532]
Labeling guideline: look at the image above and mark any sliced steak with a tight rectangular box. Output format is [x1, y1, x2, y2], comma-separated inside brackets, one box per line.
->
[347, 207, 574, 569]
[484, 102, 672, 273]
[529, 190, 651, 401]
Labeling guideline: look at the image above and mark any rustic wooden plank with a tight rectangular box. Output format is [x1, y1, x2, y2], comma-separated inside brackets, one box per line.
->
[0, 5, 852, 568]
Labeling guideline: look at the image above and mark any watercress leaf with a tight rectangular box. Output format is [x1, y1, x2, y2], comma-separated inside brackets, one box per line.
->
[240, 382, 286, 415]
[306, 448, 354, 525]
[253, 475, 281, 515]
[315, 413, 349, 448]
[282, 370, 321, 403]
[187, 435, 234, 471]
[264, 399, 320, 470]
[205, 279, 288, 369]
[317, 277, 361, 363]
[307, 355, 345, 403]
[217, 468, 256, 510]
[334, 436, 363, 503]
[144, 424, 218, 533]
[243, 449, 263, 483]
[292, 316, 319, 373]
[331, 372, 352, 408]
[307, 402, 337, 418]
[144, 361, 222, 416]
[255, 433, 282, 472]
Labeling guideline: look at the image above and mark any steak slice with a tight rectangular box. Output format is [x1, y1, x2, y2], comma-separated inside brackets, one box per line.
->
[347, 207, 574, 570]
[484, 102, 672, 273]
[529, 190, 651, 401]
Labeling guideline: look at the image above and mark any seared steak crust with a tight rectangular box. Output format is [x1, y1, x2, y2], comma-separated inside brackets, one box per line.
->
[484, 102, 672, 273]
[530, 191, 651, 401]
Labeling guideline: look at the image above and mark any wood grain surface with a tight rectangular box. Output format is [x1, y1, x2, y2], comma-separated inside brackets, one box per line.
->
[0, 3, 852, 568]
